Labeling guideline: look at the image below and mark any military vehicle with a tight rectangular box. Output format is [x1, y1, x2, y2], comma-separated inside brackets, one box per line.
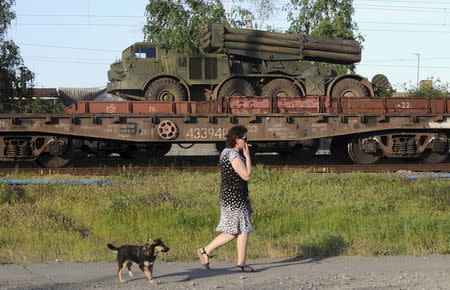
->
[107, 24, 390, 101]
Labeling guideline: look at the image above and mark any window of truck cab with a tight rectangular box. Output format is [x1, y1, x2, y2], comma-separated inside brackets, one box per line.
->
[134, 46, 157, 58]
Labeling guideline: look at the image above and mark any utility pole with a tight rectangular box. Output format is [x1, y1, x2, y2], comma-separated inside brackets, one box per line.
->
[414, 53, 420, 89]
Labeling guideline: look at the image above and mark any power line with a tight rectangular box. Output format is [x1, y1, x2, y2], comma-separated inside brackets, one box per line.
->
[18, 14, 145, 18]
[358, 64, 450, 69]
[359, 21, 450, 26]
[16, 23, 143, 27]
[25, 58, 110, 65]
[363, 28, 450, 33]
[17, 43, 119, 53]
[357, 0, 450, 5]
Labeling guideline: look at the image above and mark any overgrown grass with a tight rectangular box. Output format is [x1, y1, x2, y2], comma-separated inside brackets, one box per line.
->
[0, 168, 448, 263]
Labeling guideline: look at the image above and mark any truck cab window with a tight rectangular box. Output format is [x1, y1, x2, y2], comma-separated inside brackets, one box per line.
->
[134, 47, 156, 59]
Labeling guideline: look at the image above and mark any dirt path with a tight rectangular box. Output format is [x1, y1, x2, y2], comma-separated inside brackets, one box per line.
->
[1, 255, 448, 289]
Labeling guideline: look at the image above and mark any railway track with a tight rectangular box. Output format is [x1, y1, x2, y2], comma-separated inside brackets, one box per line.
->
[0, 163, 448, 176]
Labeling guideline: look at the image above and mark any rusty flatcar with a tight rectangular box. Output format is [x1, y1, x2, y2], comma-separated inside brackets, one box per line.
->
[0, 96, 448, 168]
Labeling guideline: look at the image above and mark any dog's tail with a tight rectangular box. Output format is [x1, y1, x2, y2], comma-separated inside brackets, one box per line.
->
[107, 243, 118, 252]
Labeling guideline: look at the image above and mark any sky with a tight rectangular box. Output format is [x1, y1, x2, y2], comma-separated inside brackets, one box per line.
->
[7, 0, 450, 91]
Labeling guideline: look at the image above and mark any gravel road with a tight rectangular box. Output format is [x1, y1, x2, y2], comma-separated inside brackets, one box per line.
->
[1, 255, 448, 289]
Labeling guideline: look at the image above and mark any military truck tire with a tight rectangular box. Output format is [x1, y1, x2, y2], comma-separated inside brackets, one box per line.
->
[218, 78, 256, 97]
[330, 78, 370, 98]
[261, 79, 303, 97]
[145, 78, 187, 101]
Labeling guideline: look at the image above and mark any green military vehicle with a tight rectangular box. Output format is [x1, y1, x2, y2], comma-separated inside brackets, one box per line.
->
[106, 24, 390, 101]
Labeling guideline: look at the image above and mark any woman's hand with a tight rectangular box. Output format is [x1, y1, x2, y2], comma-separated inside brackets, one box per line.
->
[243, 143, 251, 160]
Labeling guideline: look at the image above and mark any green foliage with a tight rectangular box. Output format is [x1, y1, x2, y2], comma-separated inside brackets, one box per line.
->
[143, 0, 278, 54]
[144, 0, 228, 54]
[286, 0, 363, 74]
[228, 0, 276, 30]
[22, 97, 66, 113]
[403, 79, 450, 98]
[0, 0, 35, 113]
[0, 170, 449, 263]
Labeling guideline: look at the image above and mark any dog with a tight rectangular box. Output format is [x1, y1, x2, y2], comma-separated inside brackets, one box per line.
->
[107, 238, 170, 285]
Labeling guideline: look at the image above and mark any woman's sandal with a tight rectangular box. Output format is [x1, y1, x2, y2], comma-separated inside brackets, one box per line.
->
[197, 248, 210, 269]
[235, 264, 255, 272]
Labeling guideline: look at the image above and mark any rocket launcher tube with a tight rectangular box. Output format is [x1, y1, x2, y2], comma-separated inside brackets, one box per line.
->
[201, 24, 362, 65]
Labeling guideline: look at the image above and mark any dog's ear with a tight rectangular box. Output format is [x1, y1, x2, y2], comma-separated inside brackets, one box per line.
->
[147, 238, 157, 245]
[142, 243, 152, 256]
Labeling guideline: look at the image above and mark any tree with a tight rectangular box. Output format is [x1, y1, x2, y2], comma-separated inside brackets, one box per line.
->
[144, 0, 228, 54]
[228, 0, 276, 30]
[143, 0, 277, 54]
[404, 78, 450, 98]
[0, 0, 34, 113]
[286, 0, 363, 74]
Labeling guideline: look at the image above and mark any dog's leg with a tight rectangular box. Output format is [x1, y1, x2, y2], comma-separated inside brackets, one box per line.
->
[117, 261, 126, 283]
[126, 262, 133, 277]
[140, 263, 156, 285]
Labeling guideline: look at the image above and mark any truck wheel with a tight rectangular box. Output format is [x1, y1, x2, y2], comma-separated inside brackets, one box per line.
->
[330, 78, 370, 98]
[261, 79, 303, 97]
[218, 79, 256, 97]
[145, 78, 187, 101]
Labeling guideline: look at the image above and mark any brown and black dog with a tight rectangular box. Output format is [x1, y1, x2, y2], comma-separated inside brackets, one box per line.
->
[107, 238, 170, 285]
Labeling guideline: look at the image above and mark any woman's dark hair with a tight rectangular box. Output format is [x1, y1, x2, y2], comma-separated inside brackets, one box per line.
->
[225, 125, 248, 148]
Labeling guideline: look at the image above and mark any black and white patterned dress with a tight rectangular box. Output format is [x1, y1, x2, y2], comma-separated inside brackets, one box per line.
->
[216, 148, 253, 234]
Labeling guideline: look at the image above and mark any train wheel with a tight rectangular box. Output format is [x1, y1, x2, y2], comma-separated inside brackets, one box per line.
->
[331, 78, 370, 98]
[37, 138, 73, 168]
[120, 145, 142, 160]
[145, 78, 187, 101]
[421, 135, 449, 164]
[330, 135, 351, 163]
[218, 78, 256, 96]
[215, 142, 226, 153]
[278, 140, 320, 160]
[148, 143, 172, 157]
[261, 79, 303, 97]
[347, 135, 381, 165]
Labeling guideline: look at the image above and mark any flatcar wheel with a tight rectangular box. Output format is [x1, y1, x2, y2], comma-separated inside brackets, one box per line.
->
[347, 135, 381, 165]
[421, 150, 449, 164]
[148, 143, 172, 157]
[330, 135, 351, 163]
[279, 140, 320, 160]
[421, 136, 449, 164]
[120, 145, 142, 160]
[215, 142, 226, 153]
[37, 138, 73, 168]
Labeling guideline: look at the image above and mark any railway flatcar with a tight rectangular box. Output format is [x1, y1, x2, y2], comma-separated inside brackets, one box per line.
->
[0, 95, 448, 168]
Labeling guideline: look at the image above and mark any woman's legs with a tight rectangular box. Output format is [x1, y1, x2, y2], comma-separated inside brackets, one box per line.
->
[236, 232, 249, 266]
[202, 233, 237, 264]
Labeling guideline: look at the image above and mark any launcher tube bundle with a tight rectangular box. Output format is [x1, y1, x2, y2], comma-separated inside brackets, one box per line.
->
[201, 24, 361, 64]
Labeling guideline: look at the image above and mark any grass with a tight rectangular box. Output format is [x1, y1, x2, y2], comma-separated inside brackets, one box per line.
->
[0, 168, 449, 263]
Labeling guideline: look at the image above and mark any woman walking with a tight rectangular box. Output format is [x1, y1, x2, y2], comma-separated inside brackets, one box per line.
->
[197, 125, 254, 272]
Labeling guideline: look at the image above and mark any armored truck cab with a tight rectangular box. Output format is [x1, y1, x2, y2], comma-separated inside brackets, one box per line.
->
[107, 42, 232, 101]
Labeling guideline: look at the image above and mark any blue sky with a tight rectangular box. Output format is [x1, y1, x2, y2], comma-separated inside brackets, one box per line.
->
[8, 0, 450, 91]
